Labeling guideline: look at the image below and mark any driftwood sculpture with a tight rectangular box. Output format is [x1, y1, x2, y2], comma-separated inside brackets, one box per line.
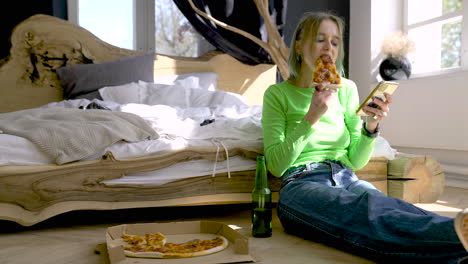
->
[187, 0, 290, 80]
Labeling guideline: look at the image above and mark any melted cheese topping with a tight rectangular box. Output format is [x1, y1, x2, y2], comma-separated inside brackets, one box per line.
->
[313, 55, 341, 84]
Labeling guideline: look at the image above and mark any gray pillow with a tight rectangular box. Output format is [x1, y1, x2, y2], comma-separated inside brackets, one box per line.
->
[56, 52, 155, 99]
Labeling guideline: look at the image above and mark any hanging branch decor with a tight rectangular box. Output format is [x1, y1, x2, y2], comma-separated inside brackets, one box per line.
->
[187, 0, 290, 80]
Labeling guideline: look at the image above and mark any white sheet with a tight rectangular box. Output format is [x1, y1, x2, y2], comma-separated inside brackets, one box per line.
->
[101, 156, 256, 186]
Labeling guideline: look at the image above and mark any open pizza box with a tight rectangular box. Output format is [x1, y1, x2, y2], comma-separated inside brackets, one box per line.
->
[105, 220, 255, 264]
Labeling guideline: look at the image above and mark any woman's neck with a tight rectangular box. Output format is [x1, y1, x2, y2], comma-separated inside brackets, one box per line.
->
[289, 67, 314, 88]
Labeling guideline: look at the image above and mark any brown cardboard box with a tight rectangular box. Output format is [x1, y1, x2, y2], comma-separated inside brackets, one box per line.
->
[105, 220, 254, 264]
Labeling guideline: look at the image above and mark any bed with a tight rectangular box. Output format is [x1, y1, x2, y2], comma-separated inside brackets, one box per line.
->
[0, 14, 445, 226]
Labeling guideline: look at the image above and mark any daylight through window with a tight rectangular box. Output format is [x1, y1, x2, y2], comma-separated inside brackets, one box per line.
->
[74, 0, 213, 57]
[155, 0, 213, 57]
[404, 0, 465, 75]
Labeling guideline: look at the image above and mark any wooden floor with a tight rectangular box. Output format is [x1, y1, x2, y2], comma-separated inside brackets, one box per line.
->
[0, 186, 467, 264]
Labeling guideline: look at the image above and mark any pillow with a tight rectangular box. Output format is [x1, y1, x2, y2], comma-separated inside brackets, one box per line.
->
[99, 82, 146, 104]
[99, 80, 246, 107]
[152, 72, 218, 91]
[143, 82, 247, 108]
[56, 52, 155, 99]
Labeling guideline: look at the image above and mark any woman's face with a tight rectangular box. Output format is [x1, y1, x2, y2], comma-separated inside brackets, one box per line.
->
[299, 19, 340, 69]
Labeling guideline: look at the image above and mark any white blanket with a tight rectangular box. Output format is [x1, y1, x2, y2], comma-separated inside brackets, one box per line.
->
[119, 103, 263, 141]
[0, 108, 158, 164]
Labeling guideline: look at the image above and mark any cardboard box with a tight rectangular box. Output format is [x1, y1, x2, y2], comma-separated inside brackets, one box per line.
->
[105, 220, 254, 264]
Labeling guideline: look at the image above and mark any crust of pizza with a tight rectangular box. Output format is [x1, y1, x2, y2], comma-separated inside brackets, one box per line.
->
[122, 235, 229, 259]
[313, 55, 341, 86]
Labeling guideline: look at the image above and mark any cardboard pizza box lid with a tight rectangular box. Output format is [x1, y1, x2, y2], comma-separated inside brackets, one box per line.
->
[105, 220, 254, 264]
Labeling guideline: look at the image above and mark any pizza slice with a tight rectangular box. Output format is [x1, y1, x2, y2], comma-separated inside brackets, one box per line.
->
[122, 233, 229, 259]
[312, 54, 342, 88]
[145, 232, 167, 246]
[121, 232, 167, 247]
[122, 234, 146, 246]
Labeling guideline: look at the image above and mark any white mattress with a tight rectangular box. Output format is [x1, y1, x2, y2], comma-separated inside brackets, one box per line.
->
[0, 133, 261, 186]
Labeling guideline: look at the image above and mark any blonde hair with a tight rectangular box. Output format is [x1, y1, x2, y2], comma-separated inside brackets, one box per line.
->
[288, 12, 345, 81]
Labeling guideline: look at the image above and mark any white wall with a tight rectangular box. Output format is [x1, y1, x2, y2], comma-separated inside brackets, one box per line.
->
[350, 0, 468, 188]
[349, 0, 372, 95]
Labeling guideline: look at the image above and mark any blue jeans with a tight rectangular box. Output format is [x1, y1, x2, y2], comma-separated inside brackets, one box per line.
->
[277, 160, 467, 264]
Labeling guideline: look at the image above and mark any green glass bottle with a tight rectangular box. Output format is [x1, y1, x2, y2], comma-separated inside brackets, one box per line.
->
[251, 155, 272, 237]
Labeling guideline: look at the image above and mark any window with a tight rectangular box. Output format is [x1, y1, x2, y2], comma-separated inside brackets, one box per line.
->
[404, 0, 467, 76]
[67, 0, 213, 56]
[155, 0, 214, 56]
[74, 0, 135, 50]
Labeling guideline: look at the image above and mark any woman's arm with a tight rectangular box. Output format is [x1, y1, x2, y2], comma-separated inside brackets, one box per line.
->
[343, 81, 377, 170]
[262, 85, 317, 177]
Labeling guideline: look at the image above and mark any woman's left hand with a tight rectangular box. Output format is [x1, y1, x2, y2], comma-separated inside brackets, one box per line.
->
[363, 93, 392, 130]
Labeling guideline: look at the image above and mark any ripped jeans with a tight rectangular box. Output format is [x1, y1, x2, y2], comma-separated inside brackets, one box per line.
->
[277, 160, 467, 264]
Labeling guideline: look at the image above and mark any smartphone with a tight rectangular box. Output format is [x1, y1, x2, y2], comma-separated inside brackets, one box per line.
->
[356, 81, 399, 116]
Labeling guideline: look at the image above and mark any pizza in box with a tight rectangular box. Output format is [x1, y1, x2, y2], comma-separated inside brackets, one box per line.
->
[115, 232, 229, 258]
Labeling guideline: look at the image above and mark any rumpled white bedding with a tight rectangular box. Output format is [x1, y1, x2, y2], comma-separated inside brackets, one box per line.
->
[1, 95, 262, 143]
[0, 93, 264, 186]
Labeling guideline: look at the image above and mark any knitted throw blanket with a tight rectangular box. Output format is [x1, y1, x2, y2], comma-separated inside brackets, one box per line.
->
[0, 108, 158, 164]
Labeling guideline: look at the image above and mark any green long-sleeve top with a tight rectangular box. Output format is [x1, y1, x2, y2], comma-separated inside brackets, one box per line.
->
[262, 78, 376, 177]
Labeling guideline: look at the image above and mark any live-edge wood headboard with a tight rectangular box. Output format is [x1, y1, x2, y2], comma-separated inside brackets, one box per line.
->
[0, 14, 277, 113]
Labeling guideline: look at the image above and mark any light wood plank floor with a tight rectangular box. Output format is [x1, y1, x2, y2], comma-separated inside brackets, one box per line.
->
[0, 186, 467, 264]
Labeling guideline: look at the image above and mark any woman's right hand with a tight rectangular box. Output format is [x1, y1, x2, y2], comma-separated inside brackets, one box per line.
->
[304, 81, 338, 124]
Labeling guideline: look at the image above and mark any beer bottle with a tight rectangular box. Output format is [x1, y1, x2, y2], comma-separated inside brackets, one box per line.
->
[251, 155, 272, 237]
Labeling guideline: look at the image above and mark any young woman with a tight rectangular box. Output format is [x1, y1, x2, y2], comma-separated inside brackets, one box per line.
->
[261, 11, 468, 264]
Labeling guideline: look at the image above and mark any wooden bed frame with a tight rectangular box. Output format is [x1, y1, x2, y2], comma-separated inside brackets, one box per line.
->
[0, 15, 445, 226]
